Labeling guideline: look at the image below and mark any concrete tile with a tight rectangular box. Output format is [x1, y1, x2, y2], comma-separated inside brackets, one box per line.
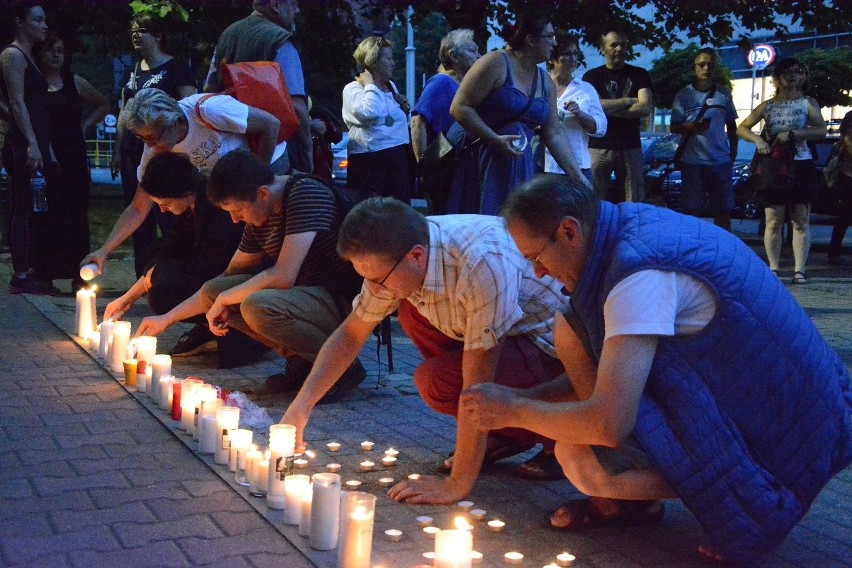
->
[113, 515, 223, 548]
[68, 541, 188, 568]
[32, 470, 130, 497]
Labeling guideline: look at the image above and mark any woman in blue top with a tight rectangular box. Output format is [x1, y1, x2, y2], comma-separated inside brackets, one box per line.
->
[449, 13, 587, 215]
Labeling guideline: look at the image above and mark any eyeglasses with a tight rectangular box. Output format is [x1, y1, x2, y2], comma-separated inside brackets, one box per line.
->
[366, 248, 410, 292]
[134, 126, 165, 146]
[530, 230, 558, 265]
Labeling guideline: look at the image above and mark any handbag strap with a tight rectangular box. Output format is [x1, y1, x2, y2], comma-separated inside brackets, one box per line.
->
[675, 86, 716, 161]
[194, 93, 223, 132]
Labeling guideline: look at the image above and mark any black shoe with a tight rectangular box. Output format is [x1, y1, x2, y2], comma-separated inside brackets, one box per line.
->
[266, 356, 313, 392]
[317, 359, 367, 405]
[169, 325, 217, 357]
[9, 274, 59, 295]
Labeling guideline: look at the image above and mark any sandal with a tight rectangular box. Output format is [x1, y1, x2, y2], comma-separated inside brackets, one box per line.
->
[437, 436, 534, 473]
[516, 448, 563, 481]
[792, 271, 809, 284]
[547, 497, 664, 531]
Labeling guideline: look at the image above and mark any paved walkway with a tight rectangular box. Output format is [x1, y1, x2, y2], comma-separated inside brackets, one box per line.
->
[1, 223, 850, 567]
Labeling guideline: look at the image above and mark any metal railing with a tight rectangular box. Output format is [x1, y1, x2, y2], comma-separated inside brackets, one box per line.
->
[86, 139, 114, 168]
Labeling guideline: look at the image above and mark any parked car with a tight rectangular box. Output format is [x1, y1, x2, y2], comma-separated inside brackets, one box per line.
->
[331, 132, 348, 185]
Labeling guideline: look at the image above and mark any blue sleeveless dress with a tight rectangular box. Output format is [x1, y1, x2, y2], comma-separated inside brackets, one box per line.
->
[447, 52, 551, 215]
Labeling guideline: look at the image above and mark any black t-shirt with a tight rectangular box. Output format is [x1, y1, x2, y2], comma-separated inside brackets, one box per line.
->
[121, 57, 195, 102]
[583, 64, 653, 150]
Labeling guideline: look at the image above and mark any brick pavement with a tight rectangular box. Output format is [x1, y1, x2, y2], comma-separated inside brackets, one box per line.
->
[1, 222, 851, 567]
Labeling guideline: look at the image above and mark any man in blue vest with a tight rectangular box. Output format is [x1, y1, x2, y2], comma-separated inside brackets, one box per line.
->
[461, 174, 852, 566]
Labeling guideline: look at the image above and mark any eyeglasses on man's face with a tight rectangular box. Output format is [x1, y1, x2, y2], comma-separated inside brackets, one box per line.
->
[365, 248, 410, 292]
[530, 230, 558, 265]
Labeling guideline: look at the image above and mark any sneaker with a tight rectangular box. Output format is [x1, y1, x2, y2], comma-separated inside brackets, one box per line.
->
[9, 274, 59, 295]
[169, 325, 217, 357]
[317, 359, 367, 405]
[266, 356, 313, 392]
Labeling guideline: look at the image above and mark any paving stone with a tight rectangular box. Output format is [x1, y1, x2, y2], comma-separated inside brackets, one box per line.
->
[177, 531, 304, 565]
[146, 493, 251, 522]
[0, 525, 120, 563]
[67, 541, 189, 568]
[32, 470, 130, 497]
[209, 510, 274, 536]
[50, 501, 157, 533]
[113, 515, 224, 548]
[247, 551, 315, 568]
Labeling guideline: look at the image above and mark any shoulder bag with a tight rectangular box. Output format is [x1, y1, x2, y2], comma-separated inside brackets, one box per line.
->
[749, 135, 796, 193]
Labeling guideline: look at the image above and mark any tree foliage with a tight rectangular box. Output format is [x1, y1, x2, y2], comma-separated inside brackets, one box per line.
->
[796, 47, 852, 108]
[649, 44, 734, 109]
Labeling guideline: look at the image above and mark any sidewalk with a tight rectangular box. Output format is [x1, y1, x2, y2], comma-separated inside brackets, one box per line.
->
[1, 236, 850, 567]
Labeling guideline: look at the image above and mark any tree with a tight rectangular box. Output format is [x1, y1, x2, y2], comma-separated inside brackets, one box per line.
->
[796, 47, 852, 108]
[649, 44, 734, 109]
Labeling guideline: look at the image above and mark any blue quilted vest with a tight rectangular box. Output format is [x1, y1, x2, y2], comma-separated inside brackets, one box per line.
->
[569, 201, 852, 566]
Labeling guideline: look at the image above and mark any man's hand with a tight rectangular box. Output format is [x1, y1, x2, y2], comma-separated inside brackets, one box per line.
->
[206, 298, 233, 336]
[460, 383, 519, 432]
[387, 475, 469, 504]
[135, 314, 173, 337]
[80, 249, 108, 276]
[104, 297, 133, 322]
[280, 402, 311, 453]
[110, 153, 121, 180]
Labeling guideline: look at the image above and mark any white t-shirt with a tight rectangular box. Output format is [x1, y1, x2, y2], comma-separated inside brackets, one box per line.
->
[544, 78, 607, 172]
[342, 81, 410, 155]
[603, 270, 717, 341]
[137, 93, 286, 179]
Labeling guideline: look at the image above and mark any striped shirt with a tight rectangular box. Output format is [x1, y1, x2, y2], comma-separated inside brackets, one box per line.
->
[239, 177, 359, 297]
[353, 215, 571, 355]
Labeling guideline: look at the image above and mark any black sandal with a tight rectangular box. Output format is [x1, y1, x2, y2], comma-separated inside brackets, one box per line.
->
[792, 271, 809, 284]
[548, 498, 665, 531]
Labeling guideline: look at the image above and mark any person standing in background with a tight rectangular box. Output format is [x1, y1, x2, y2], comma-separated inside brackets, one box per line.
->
[583, 31, 653, 203]
[827, 111, 852, 265]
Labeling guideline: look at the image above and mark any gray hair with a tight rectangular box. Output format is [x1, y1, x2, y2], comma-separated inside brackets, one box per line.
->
[124, 88, 182, 131]
[439, 29, 474, 69]
[501, 174, 599, 239]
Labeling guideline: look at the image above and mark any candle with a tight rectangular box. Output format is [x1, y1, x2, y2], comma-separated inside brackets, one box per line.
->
[326, 442, 341, 452]
[87, 331, 100, 353]
[486, 520, 505, 533]
[471, 551, 483, 565]
[338, 492, 376, 568]
[384, 529, 402, 542]
[193, 385, 218, 439]
[384, 447, 399, 457]
[344, 480, 362, 491]
[423, 552, 436, 562]
[150, 354, 171, 398]
[125, 337, 137, 360]
[158, 375, 176, 411]
[122, 359, 137, 388]
[214, 407, 240, 465]
[326, 463, 341, 473]
[298, 482, 313, 537]
[171, 381, 182, 421]
[283, 474, 310, 525]
[308, 473, 341, 550]
[267, 424, 296, 510]
[434, 529, 472, 568]
[453, 517, 473, 531]
[457, 501, 474, 512]
[416, 515, 433, 527]
[79, 262, 98, 281]
[109, 321, 131, 373]
[424, 526, 441, 538]
[359, 460, 375, 472]
[180, 378, 203, 432]
[235, 443, 256, 486]
[247, 449, 267, 496]
[199, 414, 218, 455]
[378, 477, 394, 487]
[360, 441, 374, 451]
[555, 552, 576, 567]
[135, 337, 157, 396]
[229, 429, 253, 473]
[407, 473, 420, 481]
[503, 552, 523, 565]
[74, 286, 96, 338]
[97, 321, 113, 360]
[470, 509, 486, 521]
[304, 449, 316, 460]
[544, 564, 560, 568]
[137, 364, 151, 394]
[381, 455, 397, 467]
[294, 458, 309, 469]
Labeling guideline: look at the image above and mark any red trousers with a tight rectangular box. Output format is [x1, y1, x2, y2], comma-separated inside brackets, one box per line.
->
[398, 301, 563, 446]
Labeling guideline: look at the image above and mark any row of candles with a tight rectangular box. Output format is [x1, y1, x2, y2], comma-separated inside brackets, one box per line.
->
[74, 290, 580, 567]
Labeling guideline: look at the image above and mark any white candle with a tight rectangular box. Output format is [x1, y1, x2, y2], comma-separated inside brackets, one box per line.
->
[555, 552, 576, 566]
[235, 443, 256, 486]
[294, 458, 309, 469]
[87, 331, 100, 353]
[407, 473, 420, 481]
[344, 480, 362, 491]
[266, 424, 296, 510]
[360, 441, 374, 451]
[486, 519, 505, 533]
[503, 552, 523, 565]
[247, 449, 265, 496]
[135, 337, 156, 393]
[457, 500, 474, 512]
[308, 472, 341, 550]
[251, 456, 269, 497]
[326, 463, 341, 473]
[199, 414, 217, 455]
[338, 492, 376, 568]
[150, 354, 171, 398]
[229, 429, 253, 473]
[416, 515, 433, 527]
[136, 364, 151, 394]
[284, 474, 309, 525]
[470, 551, 483, 565]
[423, 526, 440, 539]
[180, 378, 203, 432]
[298, 482, 313, 537]
[434, 529, 472, 568]
[378, 476, 394, 487]
[326, 442, 341, 452]
[470, 509, 486, 521]
[109, 321, 131, 373]
[214, 407, 240, 465]
[359, 460, 375, 472]
[79, 262, 98, 281]
[384, 447, 399, 457]
[193, 385, 217, 439]
[97, 321, 113, 361]
[158, 375, 176, 411]
[74, 286, 96, 338]
[384, 529, 402, 542]
[381, 455, 397, 467]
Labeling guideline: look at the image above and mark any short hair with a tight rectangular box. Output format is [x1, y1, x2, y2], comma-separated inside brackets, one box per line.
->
[353, 36, 391, 71]
[506, 12, 550, 50]
[130, 14, 171, 52]
[140, 152, 203, 199]
[439, 29, 474, 69]
[547, 32, 579, 70]
[501, 174, 600, 239]
[206, 150, 274, 204]
[337, 197, 429, 262]
[34, 30, 65, 68]
[695, 47, 717, 62]
[771, 57, 810, 92]
[124, 88, 182, 132]
[9, 2, 40, 32]
[599, 30, 629, 50]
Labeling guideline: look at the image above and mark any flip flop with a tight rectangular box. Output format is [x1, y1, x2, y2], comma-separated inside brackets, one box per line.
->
[516, 448, 563, 481]
[437, 437, 535, 473]
[547, 498, 664, 531]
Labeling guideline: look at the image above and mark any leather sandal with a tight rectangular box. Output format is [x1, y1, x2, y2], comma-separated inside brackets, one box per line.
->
[792, 271, 809, 284]
[516, 448, 563, 481]
[547, 497, 664, 531]
[437, 437, 534, 473]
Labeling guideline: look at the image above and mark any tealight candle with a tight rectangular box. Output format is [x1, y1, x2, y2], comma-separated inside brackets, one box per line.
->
[407, 473, 420, 481]
[457, 500, 474, 512]
[378, 477, 394, 487]
[384, 447, 399, 457]
[415, 515, 433, 527]
[359, 460, 375, 472]
[422, 552, 436, 562]
[487, 519, 505, 533]
[384, 529, 403, 542]
[544, 564, 560, 568]
[423, 526, 440, 539]
[503, 552, 523, 565]
[471, 550, 483, 564]
[360, 441, 374, 451]
[470, 509, 486, 521]
[344, 480, 362, 490]
[555, 552, 576, 567]
[294, 458, 309, 469]
[327, 442, 341, 452]
[381, 455, 397, 467]
[304, 449, 316, 460]
[326, 463, 341, 473]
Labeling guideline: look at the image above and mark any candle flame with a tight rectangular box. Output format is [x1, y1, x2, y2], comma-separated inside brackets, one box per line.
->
[90, 285, 97, 293]
[454, 516, 473, 530]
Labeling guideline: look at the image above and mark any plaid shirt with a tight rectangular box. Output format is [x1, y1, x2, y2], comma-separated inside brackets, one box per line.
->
[352, 215, 570, 355]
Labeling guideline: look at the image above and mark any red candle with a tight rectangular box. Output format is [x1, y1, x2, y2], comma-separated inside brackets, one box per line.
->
[171, 382, 182, 421]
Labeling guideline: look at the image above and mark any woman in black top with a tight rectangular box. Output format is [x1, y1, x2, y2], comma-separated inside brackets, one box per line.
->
[111, 14, 196, 277]
[0, 3, 55, 294]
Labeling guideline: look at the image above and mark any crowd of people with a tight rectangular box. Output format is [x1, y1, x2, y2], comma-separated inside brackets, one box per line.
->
[1, 1, 850, 566]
